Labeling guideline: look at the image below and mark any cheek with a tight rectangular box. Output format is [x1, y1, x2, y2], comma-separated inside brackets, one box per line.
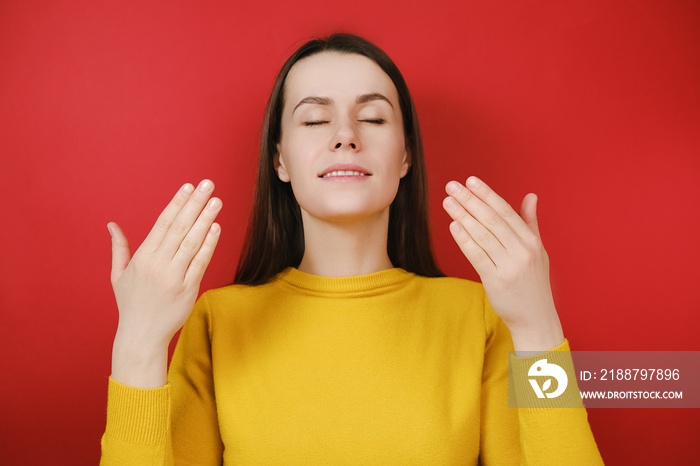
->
[278, 135, 304, 178]
[281, 131, 326, 171]
[381, 134, 407, 172]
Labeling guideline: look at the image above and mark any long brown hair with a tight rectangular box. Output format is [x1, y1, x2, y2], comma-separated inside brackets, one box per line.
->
[234, 33, 444, 285]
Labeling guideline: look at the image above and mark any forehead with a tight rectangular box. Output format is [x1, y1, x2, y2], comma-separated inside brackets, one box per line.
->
[284, 52, 399, 107]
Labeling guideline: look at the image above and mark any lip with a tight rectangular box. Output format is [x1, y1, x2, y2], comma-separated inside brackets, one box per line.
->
[318, 163, 372, 178]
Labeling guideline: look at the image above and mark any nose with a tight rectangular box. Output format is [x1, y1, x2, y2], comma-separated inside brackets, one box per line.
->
[331, 120, 360, 152]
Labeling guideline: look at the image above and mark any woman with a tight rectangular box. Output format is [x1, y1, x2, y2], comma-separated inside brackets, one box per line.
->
[102, 33, 603, 464]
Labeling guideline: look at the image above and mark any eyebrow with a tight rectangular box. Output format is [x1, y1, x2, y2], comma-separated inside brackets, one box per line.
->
[292, 93, 394, 114]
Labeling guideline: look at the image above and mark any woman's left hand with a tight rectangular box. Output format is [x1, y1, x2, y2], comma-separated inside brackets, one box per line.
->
[442, 176, 564, 351]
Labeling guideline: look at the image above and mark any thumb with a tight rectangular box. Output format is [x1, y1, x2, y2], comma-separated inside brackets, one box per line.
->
[519, 193, 541, 238]
[107, 222, 131, 286]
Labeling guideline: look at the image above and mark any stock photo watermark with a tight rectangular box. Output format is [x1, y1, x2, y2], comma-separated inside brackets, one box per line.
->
[508, 351, 700, 408]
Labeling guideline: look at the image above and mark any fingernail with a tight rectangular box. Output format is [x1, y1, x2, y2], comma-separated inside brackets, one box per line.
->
[106, 224, 113, 238]
[446, 181, 460, 195]
[207, 198, 221, 210]
[467, 176, 480, 188]
[199, 179, 213, 192]
[208, 223, 221, 236]
[182, 183, 194, 194]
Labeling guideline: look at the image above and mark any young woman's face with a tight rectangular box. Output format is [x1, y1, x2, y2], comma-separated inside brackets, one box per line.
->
[276, 52, 409, 223]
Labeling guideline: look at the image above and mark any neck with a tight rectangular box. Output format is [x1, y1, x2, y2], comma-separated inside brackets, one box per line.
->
[298, 209, 394, 277]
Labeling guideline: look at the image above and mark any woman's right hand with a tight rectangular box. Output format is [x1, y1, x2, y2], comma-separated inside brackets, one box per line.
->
[107, 180, 222, 388]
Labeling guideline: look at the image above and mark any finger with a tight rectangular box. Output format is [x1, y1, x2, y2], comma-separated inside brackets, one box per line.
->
[448, 220, 496, 276]
[445, 180, 519, 250]
[443, 195, 507, 266]
[519, 193, 541, 239]
[141, 182, 196, 253]
[461, 176, 533, 239]
[184, 222, 221, 287]
[159, 179, 215, 257]
[108, 222, 131, 286]
[173, 196, 222, 269]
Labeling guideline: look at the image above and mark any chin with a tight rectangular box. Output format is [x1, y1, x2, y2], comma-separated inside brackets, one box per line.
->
[305, 203, 390, 224]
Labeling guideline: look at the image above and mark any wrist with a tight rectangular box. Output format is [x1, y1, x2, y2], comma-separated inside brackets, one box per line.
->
[111, 330, 170, 388]
[508, 315, 565, 356]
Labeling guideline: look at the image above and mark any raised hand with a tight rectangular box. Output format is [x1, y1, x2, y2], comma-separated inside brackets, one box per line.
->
[442, 176, 564, 353]
[108, 180, 222, 387]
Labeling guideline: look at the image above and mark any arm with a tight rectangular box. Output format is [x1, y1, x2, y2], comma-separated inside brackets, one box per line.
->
[480, 295, 603, 465]
[101, 293, 223, 465]
[168, 292, 223, 463]
[443, 177, 603, 464]
[101, 180, 223, 465]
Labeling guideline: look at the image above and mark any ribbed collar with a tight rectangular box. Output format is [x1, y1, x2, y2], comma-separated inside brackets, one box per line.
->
[276, 267, 414, 295]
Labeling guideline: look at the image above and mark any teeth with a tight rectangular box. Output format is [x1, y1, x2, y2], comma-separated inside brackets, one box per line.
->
[323, 170, 366, 177]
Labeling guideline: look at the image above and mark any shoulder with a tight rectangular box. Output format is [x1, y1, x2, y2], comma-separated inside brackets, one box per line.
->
[198, 281, 278, 308]
[406, 275, 492, 343]
[399, 274, 490, 326]
[414, 274, 483, 290]
[410, 274, 486, 302]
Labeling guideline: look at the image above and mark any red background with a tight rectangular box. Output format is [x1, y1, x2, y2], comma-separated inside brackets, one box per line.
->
[1, 0, 699, 464]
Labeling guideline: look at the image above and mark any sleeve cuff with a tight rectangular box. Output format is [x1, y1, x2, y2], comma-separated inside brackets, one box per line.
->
[105, 376, 171, 444]
[508, 339, 584, 409]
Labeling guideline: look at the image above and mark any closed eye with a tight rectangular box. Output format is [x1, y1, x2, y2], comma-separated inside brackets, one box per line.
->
[362, 119, 385, 125]
[303, 121, 329, 127]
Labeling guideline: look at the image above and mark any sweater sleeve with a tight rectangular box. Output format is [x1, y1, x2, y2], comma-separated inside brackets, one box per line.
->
[479, 292, 604, 465]
[100, 292, 223, 465]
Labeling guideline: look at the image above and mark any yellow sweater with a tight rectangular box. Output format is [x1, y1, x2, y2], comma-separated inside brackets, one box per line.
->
[101, 267, 603, 465]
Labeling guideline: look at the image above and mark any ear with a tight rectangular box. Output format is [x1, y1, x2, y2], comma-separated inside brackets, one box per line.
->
[399, 149, 412, 178]
[274, 144, 291, 182]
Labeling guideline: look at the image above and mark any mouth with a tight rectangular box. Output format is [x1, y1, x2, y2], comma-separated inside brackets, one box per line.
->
[318, 164, 372, 178]
[320, 170, 371, 178]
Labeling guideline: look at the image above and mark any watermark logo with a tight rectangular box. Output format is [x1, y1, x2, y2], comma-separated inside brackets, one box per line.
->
[510, 351, 698, 408]
[528, 358, 568, 398]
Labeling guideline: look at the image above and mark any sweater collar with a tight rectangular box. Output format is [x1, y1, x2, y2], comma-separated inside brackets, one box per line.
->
[276, 267, 414, 295]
